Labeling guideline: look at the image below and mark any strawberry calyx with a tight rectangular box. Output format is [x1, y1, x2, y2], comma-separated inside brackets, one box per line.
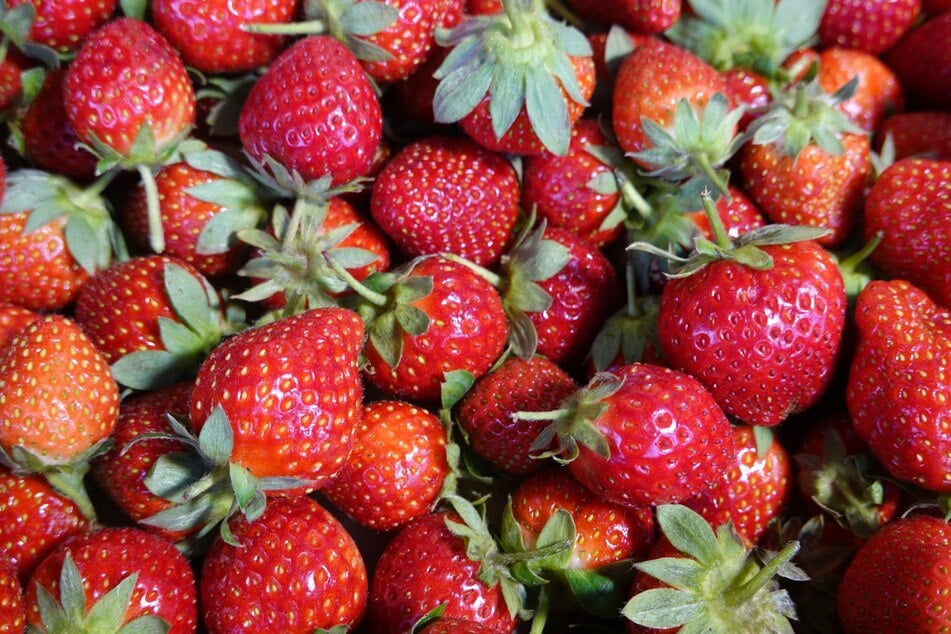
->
[832, 232, 883, 308]
[0, 1, 58, 70]
[244, 152, 368, 205]
[31, 551, 170, 634]
[433, 0, 592, 155]
[622, 504, 805, 632]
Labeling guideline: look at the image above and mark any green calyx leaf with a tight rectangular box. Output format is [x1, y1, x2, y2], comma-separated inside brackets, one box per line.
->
[0, 1, 36, 49]
[299, 0, 397, 62]
[588, 293, 661, 373]
[245, 152, 366, 204]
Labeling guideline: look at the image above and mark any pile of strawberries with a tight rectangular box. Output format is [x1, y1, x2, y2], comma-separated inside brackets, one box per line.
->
[0, 0, 948, 631]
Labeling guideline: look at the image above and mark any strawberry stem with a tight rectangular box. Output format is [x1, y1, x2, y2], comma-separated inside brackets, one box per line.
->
[137, 164, 165, 253]
[619, 178, 654, 220]
[530, 585, 551, 634]
[543, 0, 584, 29]
[838, 232, 883, 274]
[700, 190, 733, 249]
[77, 169, 119, 205]
[44, 465, 98, 522]
[694, 153, 732, 201]
[243, 19, 327, 35]
[725, 540, 800, 607]
[322, 251, 388, 306]
[440, 252, 503, 288]
[514, 408, 572, 421]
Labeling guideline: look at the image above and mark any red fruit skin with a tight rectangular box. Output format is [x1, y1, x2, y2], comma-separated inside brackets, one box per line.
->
[0, 304, 39, 349]
[886, 12, 951, 109]
[864, 158, 950, 308]
[91, 383, 195, 543]
[360, 0, 453, 83]
[365, 511, 518, 634]
[21, 69, 98, 181]
[239, 35, 382, 186]
[568, 364, 736, 508]
[420, 619, 500, 634]
[456, 355, 579, 477]
[564, 0, 680, 34]
[522, 119, 624, 248]
[847, 280, 951, 492]
[0, 553, 24, 634]
[836, 515, 951, 633]
[201, 496, 368, 633]
[658, 241, 847, 427]
[530, 226, 623, 368]
[0, 45, 29, 112]
[512, 467, 655, 569]
[925, 0, 951, 13]
[683, 425, 792, 546]
[685, 186, 766, 241]
[25, 528, 197, 633]
[818, 47, 904, 133]
[363, 256, 508, 403]
[322, 400, 450, 532]
[739, 133, 871, 247]
[876, 111, 951, 161]
[0, 468, 88, 582]
[722, 68, 771, 132]
[190, 308, 364, 491]
[65, 18, 196, 157]
[370, 136, 520, 267]
[151, 0, 296, 73]
[460, 55, 595, 157]
[9, 0, 117, 52]
[818, 0, 921, 55]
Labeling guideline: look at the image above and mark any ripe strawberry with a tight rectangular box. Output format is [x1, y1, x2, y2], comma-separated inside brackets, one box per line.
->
[456, 355, 578, 477]
[24, 527, 197, 633]
[818, 0, 921, 55]
[151, 0, 297, 73]
[0, 315, 119, 519]
[0, 552, 24, 633]
[722, 68, 771, 131]
[564, 0, 680, 34]
[0, 303, 37, 348]
[8, 0, 117, 52]
[535, 363, 735, 508]
[925, 0, 951, 13]
[863, 158, 950, 307]
[370, 135, 520, 267]
[0, 468, 88, 581]
[836, 515, 951, 632]
[239, 35, 382, 186]
[683, 426, 792, 546]
[353, 255, 508, 403]
[511, 467, 655, 570]
[201, 495, 368, 632]
[847, 280, 951, 492]
[418, 619, 500, 634]
[886, 11, 951, 108]
[817, 47, 904, 132]
[322, 399, 451, 531]
[875, 111, 951, 161]
[0, 47, 29, 112]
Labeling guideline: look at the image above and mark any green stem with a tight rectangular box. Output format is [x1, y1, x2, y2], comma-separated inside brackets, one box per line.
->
[242, 19, 327, 35]
[137, 164, 165, 253]
[323, 251, 389, 306]
[619, 176, 654, 220]
[700, 190, 733, 249]
[726, 541, 800, 607]
[513, 408, 571, 421]
[543, 0, 584, 29]
[440, 252, 503, 288]
[838, 232, 883, 274]
[793, 84, 809, 119]
[44, 464, 97, 522]
[625, 253, 639, 318]
[78, 169, 119, 203]
[530, 586, 551, 634]
[694, 153, 732, 201]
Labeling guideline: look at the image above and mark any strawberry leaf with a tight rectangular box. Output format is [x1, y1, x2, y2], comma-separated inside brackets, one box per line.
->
[657, 505, 719, 566]
[634, 557, 705, 591]
[198, 406, 234, 467]
[116, 616, 171, 634]
[621, 588, 704, 629]
[110, 350, 192, 391]
[525, 64, 570, 156]
[338, 1, 398, 37]
[144, 452, 207, 502]
[84, 573, 139, 632]
[196, 206, 262, 255]
[562, 567, 628, 619]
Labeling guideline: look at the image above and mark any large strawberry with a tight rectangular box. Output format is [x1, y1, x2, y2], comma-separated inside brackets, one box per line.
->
[24, 527, 197, 633]
[818, 0, 921, 55]
[847, 280, 951, 492]
[239, 35, 382, 186]
[876, 111, 951, 161]
[885, 11, 951, 109]
[201, 495, 368, 633]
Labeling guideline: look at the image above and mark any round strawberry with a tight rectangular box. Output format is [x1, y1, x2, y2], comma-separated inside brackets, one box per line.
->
[9, 0, 117, 52]
[201, 495, 368, 633]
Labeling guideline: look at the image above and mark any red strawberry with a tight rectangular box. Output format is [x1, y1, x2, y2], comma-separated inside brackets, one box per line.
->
[564, 0, 680, 34]
[886, 11, 951, 109]
[418, 619, 500, 634]
[836, 515, 951, 632]
[151, 0, 297, 73]
[0, 468, 88, 582]
[24, 527, 197, 633]
[0, 552, 24, 633]
[0, 303, 38, 349]
[818, 0, 921, 55]
[875, 111, 951, 161]
[511, 467, 655, 570]
[847, 280, 951, 492]
[322, 399, 451, 531]
[0, 47, 29, 112]
[239, 35, 382, 186]
[370, 136, 520, 268]
[925, 0, 951, 13]
[9, 0, 117, 52]
[683, 426, 792, 546]
[863, 158, 950, 307]
[201, 495, 368, 632]
[817, 47, 904, 132]
[722, 68, 771, 131]
[456, 354, 579, 477]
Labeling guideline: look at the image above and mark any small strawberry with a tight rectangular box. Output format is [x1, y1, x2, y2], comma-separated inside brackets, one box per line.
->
[201, 495, 368, 633]
[24, 527, 197, 633]
[886, 11, 951, 109]
[0, 303, 37, 348]
[875, 111, 951, 161]
[370, 135, 520, 268]
[847, 280, 951, 492]
[863, 158, 950, 308]
[564, 0, 679, 34]
[322, 399, 451, 531]
[836, 515, 951, 632]
[818, 0, 921, 55]
[817, 47, 904, 133]
[0, 552, 24, 633]
[8, 0, 117, 52]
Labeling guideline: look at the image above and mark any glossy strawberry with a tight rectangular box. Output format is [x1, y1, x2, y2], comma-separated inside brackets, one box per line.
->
[0, 552, 23, 633]
[239, 35, 382, 186]
[418, 619, 500, 634]
[370, 136, 519, 267]
[847, 280, 951, 492]
[323, 400, 451, 531]
[0, 47, 29, 112]
[875, 111, 951, 161]
[818, 0, 921, 55]
[24, 527, 197, 633]
[817, 47, 904, 132]
[0, 303, 37, 349]
[564, 0, 679, 34]
[201, 495, 368, 633]
[9, 0, 117, 51]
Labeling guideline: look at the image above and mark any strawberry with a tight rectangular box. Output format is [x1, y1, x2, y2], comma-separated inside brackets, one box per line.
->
[875, 111, 951, 161]
[0, 47, 29, 113]
[0, 303, 37, 348]
[386, 45, 447, 124]
[322, 399, 451, 531]
[239, 35, 382, 186]
[418, 619, 500, 633]
[817, 47, 904, 133]
[0, 468, 88, 582]
[563, 0, 679, 34]
[863, 158, 950, 308]
[836, 515, 951, 632]
[846, 280, 951, 492]
[200, 495, 368, 632]
[0, 315, 119, 520]
[886, 11, 951, 109]
[532, 363, 736, 508]
[685, 186, 766, 241]
[925, 0, 951, 13]
[0, 552, 24, 633]
[683, 426, 792, 546]
[511, 466, 655, 570]
[818, 0, 921, 55]
[24, 527, 197, 633]
[456, 354, 579, 477]
[370, 135, 520, 268]
[8, 0, 117, 52]
[151, 0, 297, 73]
